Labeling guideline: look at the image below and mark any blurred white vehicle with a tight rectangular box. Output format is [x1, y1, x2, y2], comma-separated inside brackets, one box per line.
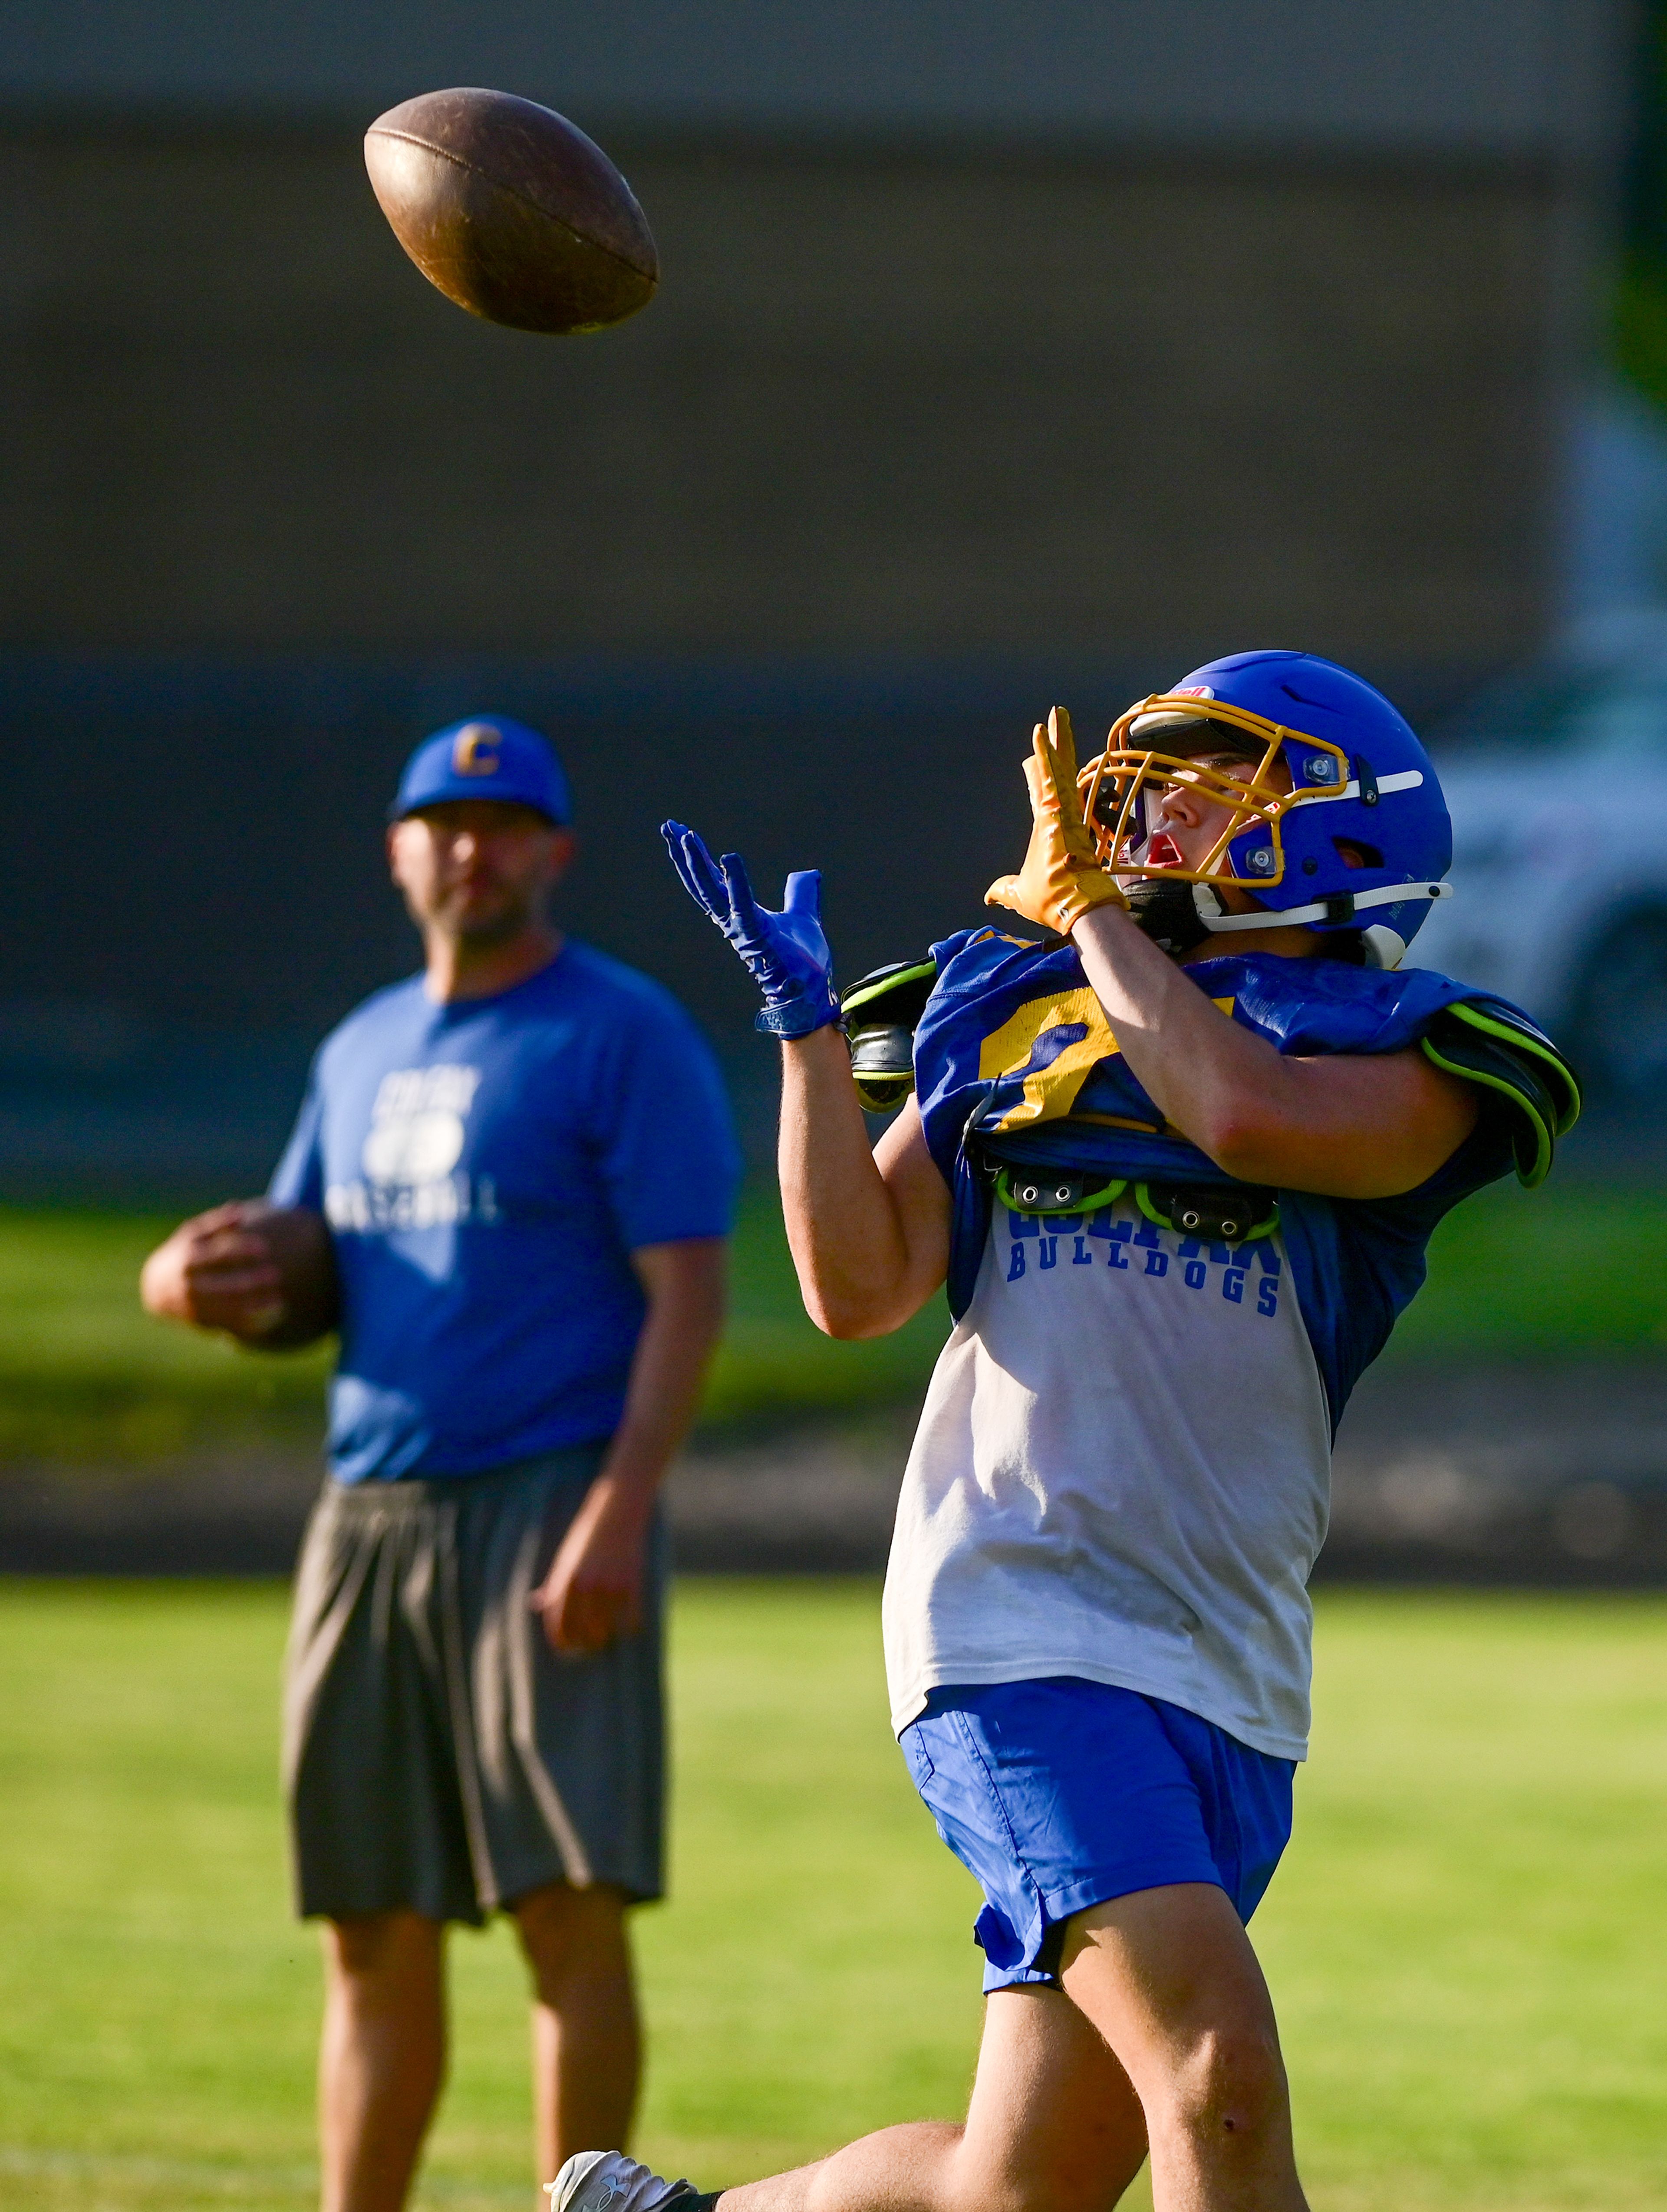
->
[1412, 608, 1667, 1099]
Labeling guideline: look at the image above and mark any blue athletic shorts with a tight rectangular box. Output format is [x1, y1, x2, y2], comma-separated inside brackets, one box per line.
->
[899, 1677, 1295, 1992]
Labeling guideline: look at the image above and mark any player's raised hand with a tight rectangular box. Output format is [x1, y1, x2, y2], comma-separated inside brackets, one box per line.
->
[985, 706, 1130, 936]
[662, 820, 841, 1037]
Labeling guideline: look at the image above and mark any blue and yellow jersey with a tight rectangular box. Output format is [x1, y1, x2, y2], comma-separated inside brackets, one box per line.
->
[880, 925, 1578, 1432]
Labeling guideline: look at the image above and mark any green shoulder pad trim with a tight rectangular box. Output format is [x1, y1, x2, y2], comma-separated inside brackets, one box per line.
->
[840, 958, 937, 1024]
[850, 1058, 915, 1114]
[1420, 1004, 1578, 1188]
[1440, 1001, 1581, 1135]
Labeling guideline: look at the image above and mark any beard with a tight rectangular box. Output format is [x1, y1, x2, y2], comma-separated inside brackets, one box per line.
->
[405, 878, 541, 947]
[452, 895, 534, 945]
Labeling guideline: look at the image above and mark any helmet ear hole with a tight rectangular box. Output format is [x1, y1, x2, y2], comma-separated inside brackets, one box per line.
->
[1333, 837, 1382, 871]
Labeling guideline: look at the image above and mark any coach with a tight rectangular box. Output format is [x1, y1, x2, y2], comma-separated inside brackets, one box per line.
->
[140, 714, 738, 2212]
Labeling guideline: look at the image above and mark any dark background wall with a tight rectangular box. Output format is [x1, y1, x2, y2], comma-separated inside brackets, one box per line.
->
[0, 1, 1634, 1184]
[0, 131, 1585, 1031]
[2, 128, 1565, 669]
[3, 1, 1624, 151]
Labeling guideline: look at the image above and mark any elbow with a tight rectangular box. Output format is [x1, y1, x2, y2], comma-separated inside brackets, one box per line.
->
[1195, 1109, 1280, 1187]
[805, 1300, 875, 1342]
[802, 1287, 903, 1341]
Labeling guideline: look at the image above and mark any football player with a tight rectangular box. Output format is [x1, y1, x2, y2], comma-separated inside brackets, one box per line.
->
[568, 652, 1577, 2212]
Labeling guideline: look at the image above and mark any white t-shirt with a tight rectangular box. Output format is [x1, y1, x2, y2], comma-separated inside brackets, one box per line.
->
[881, 1195, 1331, 1760]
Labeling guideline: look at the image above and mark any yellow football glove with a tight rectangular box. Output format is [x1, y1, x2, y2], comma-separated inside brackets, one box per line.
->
[985, 706, 1130, 935]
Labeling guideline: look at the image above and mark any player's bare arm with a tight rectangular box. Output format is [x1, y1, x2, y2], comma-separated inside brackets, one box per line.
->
[1068, 904, 1477, 1197]
[777, 1034, 949, 1339]
[778, 931, 1476, 1347]
[531, 1236, 726, 1655]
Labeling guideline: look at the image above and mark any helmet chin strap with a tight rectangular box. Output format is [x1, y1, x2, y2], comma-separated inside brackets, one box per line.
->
[1190, 880, 1452, 933]
[1186, 879, 1453, 972]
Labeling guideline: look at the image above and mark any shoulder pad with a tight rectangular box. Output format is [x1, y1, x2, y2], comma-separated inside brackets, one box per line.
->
[1420, 1001, 1581, 1188]
[840, 957, 936, 1113]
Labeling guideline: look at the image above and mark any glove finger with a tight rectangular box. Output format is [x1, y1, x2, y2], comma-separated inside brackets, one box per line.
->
[1047, 704, 1080, 785]
[1030, 716, 1064, 810]
[662, 822, 710, 908]
[985, 872, 1022, 910]
[783, 870, 823, 918]
[1048, 707, 1092, 836]
[676, 828, 734, 921]
[718, 851, 768, 938]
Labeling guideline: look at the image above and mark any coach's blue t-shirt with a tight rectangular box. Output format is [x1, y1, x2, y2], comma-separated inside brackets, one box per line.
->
[269, 943, 740, 1483]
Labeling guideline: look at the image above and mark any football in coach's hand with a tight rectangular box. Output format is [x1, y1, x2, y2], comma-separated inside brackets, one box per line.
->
[238, 1201, 340, 1351]
[364, 87, 659, 334]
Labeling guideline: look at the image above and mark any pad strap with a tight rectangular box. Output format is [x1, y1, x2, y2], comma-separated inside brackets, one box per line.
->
[991, 1163, 1278, 1244]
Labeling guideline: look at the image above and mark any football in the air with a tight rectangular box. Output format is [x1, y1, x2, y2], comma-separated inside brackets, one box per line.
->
[363, 87, 658, 334]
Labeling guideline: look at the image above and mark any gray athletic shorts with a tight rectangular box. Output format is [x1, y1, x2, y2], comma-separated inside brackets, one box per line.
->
[282, 1446, 666, 1926]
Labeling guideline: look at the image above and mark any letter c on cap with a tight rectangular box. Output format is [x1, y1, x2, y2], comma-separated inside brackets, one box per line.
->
[452, 724, 501, 777]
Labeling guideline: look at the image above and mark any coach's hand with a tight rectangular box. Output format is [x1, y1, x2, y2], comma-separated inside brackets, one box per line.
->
[530, 1474, 650, 1655]
[986, 706, 1130, 936]
[139, 1201, 287, 1340]
[662, 820, 841, 1038]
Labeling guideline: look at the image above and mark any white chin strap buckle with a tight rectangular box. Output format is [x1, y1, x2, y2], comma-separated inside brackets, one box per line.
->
[1191, 879, 1452, 970]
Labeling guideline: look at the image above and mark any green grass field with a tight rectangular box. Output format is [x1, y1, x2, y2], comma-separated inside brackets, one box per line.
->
[0, 1581, 1662, 2212]
[2, 1175, 1665, 1465]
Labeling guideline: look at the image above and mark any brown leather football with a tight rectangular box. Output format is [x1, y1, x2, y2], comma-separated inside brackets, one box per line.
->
[237, 1201, 340, 1352]
[364, 87, 659, 335]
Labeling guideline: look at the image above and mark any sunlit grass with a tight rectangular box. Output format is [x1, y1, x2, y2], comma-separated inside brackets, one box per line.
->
[0, 1583, 1663, 2210]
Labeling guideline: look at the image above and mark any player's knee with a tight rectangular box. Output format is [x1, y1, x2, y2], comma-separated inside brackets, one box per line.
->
[945, 2139, 1102, 2212]
[1163, 2024, 1289, 2146]
[938, 2131, 1025, 2212]
[972, 2168, 1100, 2212]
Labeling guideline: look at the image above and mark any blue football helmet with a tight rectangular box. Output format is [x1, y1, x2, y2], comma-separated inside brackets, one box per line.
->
[1081, 649, 1453, 965]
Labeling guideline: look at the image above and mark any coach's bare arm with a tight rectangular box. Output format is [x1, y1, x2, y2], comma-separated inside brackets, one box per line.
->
[530, 1237, 726, 1654]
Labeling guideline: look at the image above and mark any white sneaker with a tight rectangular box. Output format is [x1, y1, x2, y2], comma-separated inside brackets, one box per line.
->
[547, 2151, 701, 2212]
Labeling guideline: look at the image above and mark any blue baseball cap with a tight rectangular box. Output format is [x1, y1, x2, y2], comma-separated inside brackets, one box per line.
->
[389, 715, 573, 825]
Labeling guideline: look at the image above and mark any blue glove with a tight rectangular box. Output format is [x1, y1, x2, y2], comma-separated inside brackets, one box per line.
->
[662, 820, 840, 1039]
